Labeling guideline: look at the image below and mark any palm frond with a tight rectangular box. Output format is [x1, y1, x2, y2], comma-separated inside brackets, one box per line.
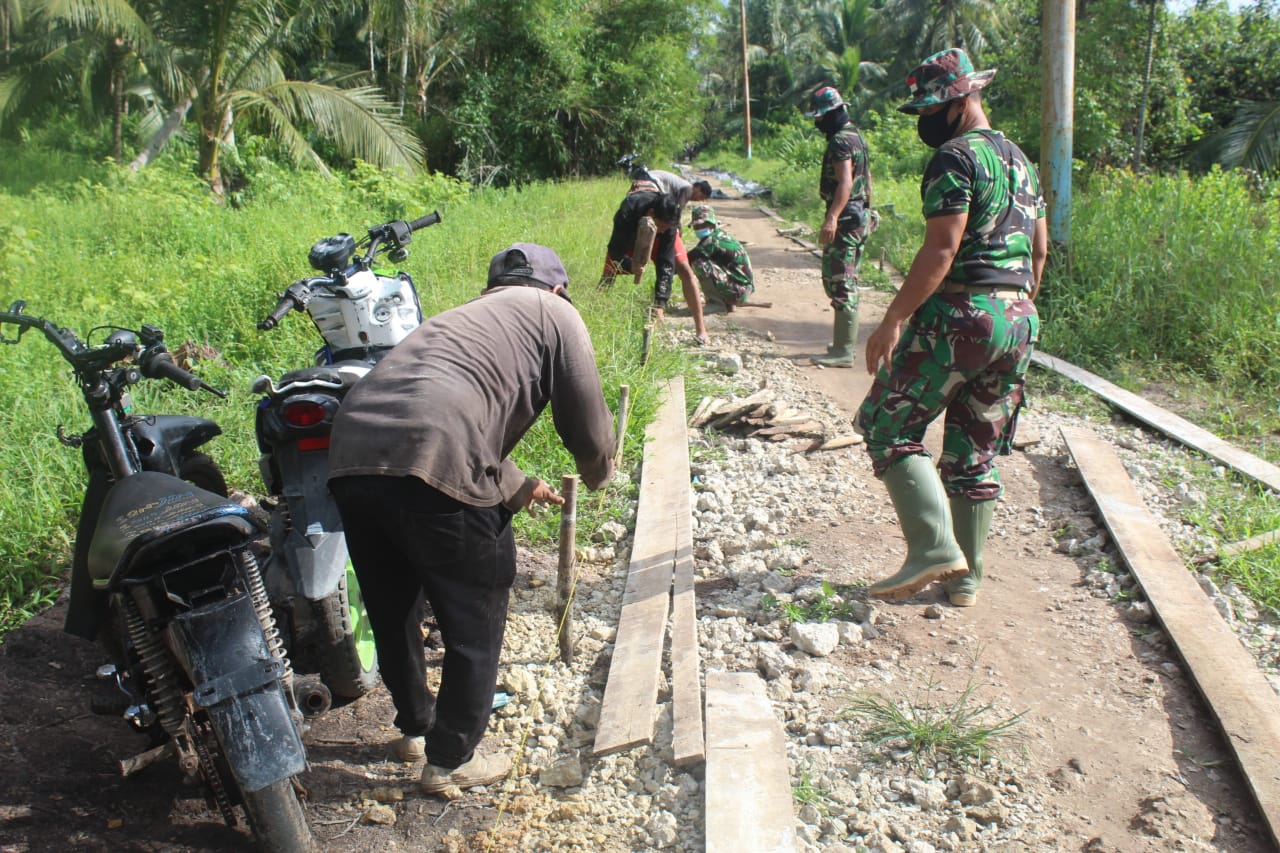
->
[231, 80, 424, 171]
[1200, 100, 1280, 174]
[37, 0, 152, 45]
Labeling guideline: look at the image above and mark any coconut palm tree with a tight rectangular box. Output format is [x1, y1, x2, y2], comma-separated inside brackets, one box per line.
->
[2, 0, 423, 194]
[150, 0, 423, 195]
[878, 0, 1005, 81]
[0, 0, 155, 161]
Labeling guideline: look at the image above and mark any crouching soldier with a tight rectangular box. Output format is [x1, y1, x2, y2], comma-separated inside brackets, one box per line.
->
[687, 204, 755, 312]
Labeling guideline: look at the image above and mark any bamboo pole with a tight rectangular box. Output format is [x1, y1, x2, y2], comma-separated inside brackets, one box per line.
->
[555, 474, 579, 664]
[614, 384, 631, 469]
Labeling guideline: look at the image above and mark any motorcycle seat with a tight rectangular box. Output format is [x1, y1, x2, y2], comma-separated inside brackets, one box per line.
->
[87, 471, 261, 587]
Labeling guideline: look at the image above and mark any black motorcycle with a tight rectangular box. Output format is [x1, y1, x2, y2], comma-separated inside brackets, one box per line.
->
[254, 212, 439, 702]
[0, 302, 314, 852]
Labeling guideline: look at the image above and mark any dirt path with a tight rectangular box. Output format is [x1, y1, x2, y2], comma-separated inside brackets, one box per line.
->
[686, 193, 1268, 851]
[0, 187, 1271, 853]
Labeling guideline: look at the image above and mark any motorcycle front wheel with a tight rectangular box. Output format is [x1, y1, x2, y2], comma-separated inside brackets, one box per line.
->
[241, 778, 315, 853]
[313, 565, 379, 699]
[179, 452, 229, 497]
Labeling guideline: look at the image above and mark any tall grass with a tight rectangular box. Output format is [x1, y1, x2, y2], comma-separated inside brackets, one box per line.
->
[1042, 168, 1280, 393]
[0, 148, 690, 633]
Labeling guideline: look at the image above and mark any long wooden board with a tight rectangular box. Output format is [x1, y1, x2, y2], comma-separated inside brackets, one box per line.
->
[671, 377, 703, 763]
[705, 671, 795, 853]
[1062, 426, 1280, 846]
[671, 468, 703, 764]
[594, 378, 686, 756]
[1035, 351, 1280, 493]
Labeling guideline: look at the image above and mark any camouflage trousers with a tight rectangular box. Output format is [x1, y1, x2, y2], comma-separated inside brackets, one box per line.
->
[691, 258, 751, 306]
[854, 293, 1039, 501]
[821, 229, 864, 312]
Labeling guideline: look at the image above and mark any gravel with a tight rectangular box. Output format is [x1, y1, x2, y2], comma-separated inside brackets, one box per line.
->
[465, 322, 1279, 853]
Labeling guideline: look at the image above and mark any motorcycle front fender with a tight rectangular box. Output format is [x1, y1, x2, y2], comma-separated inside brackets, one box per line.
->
[170, 593, 306, 793]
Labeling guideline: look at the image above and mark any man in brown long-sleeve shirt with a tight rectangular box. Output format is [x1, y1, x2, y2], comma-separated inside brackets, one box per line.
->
[328, 243, 615, 793]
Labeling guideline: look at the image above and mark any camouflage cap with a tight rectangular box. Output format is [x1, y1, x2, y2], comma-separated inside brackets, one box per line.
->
[689, 204, 718, 227]
[804, 86, 845, 118]
[898, 48, 996, 114]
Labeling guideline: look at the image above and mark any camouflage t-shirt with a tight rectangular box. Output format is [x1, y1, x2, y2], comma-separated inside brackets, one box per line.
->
[688, 228, 755, 293]
[820, 125, 873, 228]
[921, 129, 1045, 289]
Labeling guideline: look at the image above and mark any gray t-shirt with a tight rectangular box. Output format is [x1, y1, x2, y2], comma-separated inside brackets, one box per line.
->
[328, 285, 615, 508]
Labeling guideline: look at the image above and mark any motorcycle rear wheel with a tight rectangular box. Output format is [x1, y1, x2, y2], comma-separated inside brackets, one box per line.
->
[241, 778, 315, 853]
[313, 565, 379, 699]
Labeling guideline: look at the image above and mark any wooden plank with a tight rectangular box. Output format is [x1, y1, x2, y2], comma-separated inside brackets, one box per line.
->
[1034, 352, 1280, 493]
[705, 672, 795, 853]
[671, 404, 703, 763]
[1061, 426, 1280, 847]
[594, 379, 686, 756]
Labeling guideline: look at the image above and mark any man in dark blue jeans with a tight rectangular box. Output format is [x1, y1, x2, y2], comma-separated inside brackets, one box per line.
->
[328, 243, 615, 794]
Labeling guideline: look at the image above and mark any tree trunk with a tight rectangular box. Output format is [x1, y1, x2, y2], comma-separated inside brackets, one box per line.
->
[398, 38, 409, 117]
[129, 97, 194, 172]
[1133, 0, 1159, 170]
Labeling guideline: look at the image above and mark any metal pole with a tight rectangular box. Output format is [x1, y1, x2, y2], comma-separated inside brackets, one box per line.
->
[1041, 0, 1075, 246]
[555, 474, 578, 665]
[740, 0, 752, 159]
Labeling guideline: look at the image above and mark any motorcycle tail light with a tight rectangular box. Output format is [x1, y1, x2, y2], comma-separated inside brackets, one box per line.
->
[297, 436, 331, 451]
[283, 400, 328, 428]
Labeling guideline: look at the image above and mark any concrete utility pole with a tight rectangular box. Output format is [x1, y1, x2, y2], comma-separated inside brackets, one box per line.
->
[1041, 0, 1075, 246]
[740, 0, 752, 159]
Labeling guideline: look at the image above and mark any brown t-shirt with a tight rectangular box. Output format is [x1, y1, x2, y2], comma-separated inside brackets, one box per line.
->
[327, 285, 615, 508]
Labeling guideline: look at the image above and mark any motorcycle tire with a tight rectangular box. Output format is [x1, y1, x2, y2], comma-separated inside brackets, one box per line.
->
[179, 452, 229, 497]
[240, 778, 315, 853]
[313, 567, 379, 699]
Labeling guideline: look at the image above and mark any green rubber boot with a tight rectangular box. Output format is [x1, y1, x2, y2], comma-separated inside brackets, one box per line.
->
[811, 308, 857, 368]
[868, 455, 969, 601]
[945, 497, 996, 607]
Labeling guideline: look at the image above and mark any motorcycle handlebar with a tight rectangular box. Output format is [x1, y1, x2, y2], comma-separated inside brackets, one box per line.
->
[257, 284, 309, 331]
[406, 211, 441, 232]
[139, 347, 227, 398]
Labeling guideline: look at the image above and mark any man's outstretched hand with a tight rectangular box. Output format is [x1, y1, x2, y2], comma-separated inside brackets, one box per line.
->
[523, 479, 565, 515]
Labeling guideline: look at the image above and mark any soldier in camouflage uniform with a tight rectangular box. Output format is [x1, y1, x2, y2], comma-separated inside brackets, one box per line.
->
[853, 48, 1047, 607]
[805, 86, 873, 368]
[686, 204, 754, 311]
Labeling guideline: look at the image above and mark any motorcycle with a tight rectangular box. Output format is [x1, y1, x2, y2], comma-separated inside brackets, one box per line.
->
[0, 302, 313, 851]
[253, 211, 440, 702]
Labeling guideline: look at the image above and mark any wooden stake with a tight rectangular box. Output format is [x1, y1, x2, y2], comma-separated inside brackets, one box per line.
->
[555, 475, 578, 665]
[641, 323, 653, 365]
[614, 384, 631, 469]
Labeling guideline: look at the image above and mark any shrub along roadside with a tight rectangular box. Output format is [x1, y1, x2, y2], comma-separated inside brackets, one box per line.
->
[0, 155, 692, 635]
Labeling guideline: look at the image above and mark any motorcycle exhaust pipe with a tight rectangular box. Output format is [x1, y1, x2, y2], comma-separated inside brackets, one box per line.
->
[292, 675, 333, 717]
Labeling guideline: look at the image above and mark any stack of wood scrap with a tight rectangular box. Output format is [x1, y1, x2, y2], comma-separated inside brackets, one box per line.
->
[689, 391, 863, 452]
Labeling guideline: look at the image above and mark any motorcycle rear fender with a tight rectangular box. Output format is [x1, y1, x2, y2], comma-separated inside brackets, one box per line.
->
[87, 471, 261, 588]
[170, 593, 307, 792]
[266, 449, 349, 600]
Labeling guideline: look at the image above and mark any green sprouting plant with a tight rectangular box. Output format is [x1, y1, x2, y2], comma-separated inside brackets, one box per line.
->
[762, 581, 862, 624]
[791, 767, 836, 815]
[842, 678, 1025, 770]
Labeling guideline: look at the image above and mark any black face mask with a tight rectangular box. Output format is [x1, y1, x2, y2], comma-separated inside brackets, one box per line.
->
[815, 109, 849, 137]
[917, 103, 962, 148]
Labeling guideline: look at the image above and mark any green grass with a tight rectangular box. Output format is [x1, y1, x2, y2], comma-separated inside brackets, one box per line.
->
[842, 678, 1025, 771]
[762, 581, 864, 623]
[0, 149, 698, 636]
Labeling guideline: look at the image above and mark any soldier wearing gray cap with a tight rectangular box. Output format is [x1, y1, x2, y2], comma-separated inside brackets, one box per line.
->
[329, 243, 615, 792]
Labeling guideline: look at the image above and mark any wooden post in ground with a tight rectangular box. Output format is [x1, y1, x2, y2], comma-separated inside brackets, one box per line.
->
[641, 324, 653, 365]
[555, 474, 578, 665]
[614, 384, 631, 469]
